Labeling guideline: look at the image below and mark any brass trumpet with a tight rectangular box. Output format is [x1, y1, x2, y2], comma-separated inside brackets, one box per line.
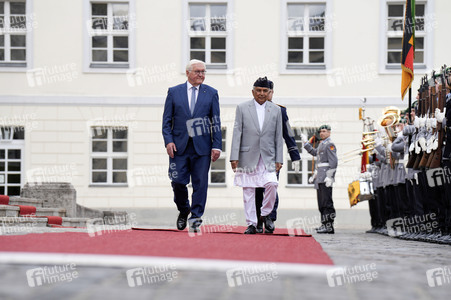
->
[378, 112, 399, 142]
[362, 140, 375, 147]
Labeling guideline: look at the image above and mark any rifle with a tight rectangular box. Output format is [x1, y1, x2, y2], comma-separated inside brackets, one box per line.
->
[418, 77, 436, 169]
[428, 67, 448, 168]
[406, 79, 424, 168]
[413, 76, 429, 170]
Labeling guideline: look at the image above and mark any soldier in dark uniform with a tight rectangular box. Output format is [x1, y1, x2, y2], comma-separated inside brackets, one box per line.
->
[374, 133, 392, 234]
[367, 152, 384, 233]
[302, 125, 337, 234]
[255, 80, 301, 233]
[402, 104, 426, 239]
[390, 120, 409, 220]
[437, 89, 451, 243]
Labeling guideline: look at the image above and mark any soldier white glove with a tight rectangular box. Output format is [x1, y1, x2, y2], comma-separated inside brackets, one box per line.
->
[415, 140, 421, 154]
[426, 118, 432, 130]
[432, 137, 439, 150]
[361, 172, 372, 180]
[414, 116, 420, 128]
[436, 107, 446, 123]
[409, 142, 415, 153]
[292, 160, 300, 173]
[374, 137, 382, 147]
[300, 133, 308, 143]
[308, 176, 314, 184]
[419, 117, 426, 128]
[426, 136, 434, 153]
[324, 177, 333, 187]
[418, 137, 427, 151]
[386, 143, 393, 153]
[430, 118, 437, 129]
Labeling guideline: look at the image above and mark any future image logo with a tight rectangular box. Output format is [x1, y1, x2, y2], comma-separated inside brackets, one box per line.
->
[426, 266, 451, 287]
[226, 264, 278, 287]
[26, 264, 78, 287]
[326, 263, 378, 287]
[426, 167, 451, 187]
[126, 265, 178, 287]
[186, 116, 220, 138]
[386, 214, 438, 237]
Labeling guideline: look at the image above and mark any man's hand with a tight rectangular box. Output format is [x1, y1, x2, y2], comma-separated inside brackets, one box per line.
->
[166, 143, 177, 158]
[230, 160, 238, 172]
[300, 133, 308, 143]
[276, 163, 282, 173]
[211, 149, 220, 162]
[291, 160, 300, 173]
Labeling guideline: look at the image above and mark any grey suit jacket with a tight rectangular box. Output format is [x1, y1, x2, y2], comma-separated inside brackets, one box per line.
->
[304, 137, 337, 189]
[230, 99, 283, 172]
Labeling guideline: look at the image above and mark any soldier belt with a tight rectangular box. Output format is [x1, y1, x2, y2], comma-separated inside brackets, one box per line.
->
[317, 163, 330, 167]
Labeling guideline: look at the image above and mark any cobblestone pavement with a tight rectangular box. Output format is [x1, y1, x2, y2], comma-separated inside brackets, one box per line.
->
[0, 209, 450, 300]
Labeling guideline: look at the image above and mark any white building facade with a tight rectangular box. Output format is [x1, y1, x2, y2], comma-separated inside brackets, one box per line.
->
[0, 0, 448, 210]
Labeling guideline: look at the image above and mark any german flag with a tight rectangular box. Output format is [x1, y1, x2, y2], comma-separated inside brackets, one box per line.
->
[401, 0, 415, 100]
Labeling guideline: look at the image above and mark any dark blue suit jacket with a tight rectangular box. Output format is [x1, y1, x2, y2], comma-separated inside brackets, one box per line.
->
[278, 105, 301, 161]
[162, 82, 222, 155]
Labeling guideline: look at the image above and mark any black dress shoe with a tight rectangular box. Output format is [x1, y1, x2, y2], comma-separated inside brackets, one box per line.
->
[365, 227, 377, 234]
[256, 218, 263, 233]
[176, 211, 190, 230]
[317, 226, 334, 234]
[189, 219, 203, 232]
[315, 225, 325, 232]
[261, 216, 274, 234]
[244, 225, 257, 234]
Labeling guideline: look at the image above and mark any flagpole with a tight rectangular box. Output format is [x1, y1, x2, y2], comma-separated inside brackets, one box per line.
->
[408, 86, 412, 147]
[408, 87, 412, 123]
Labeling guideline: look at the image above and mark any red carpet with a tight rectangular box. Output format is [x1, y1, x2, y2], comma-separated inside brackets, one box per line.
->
[0, 195, 9, 205]
[17, 205, 36, 216]
[44, 216, 63, 225]
[0, 225, 333, 265]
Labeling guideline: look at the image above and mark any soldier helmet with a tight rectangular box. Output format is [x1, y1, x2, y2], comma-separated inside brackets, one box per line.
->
[318, 124, 331, 131]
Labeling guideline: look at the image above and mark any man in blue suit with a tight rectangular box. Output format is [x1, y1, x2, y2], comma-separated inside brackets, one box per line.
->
[162, 59, 222, 232]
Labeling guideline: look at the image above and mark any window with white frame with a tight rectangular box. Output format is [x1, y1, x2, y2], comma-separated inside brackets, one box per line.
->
[287, 127, 316, 186]
[0, 126, 25, 196]
[188, 3, 228, 69]
[90, 127, 128, 185]
[209, 127, 226, 185]
[89, 1, 129, 68]
[0, 0, 27, 67]
[386, 1, 426, 69]
[285, 2, 326, 69]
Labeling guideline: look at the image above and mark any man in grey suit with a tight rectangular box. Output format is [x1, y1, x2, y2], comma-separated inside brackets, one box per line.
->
[230, 77, 283, 234]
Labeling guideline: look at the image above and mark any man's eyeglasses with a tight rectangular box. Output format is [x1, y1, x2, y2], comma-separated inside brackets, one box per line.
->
[192, 70, 207, 75]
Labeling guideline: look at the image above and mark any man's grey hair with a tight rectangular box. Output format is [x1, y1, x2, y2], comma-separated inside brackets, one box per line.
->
[186, 59, 206, 71]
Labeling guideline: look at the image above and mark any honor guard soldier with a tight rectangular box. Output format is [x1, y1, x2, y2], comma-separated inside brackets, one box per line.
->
[438, 85, 451, 243]
[367, 152, 384, 233]
[301, 125, 337, 234]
